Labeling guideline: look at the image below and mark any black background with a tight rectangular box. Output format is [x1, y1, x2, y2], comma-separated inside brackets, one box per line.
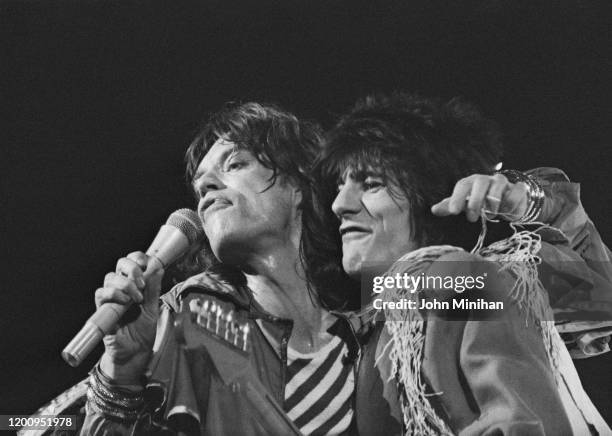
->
[2, 0, 611, 420]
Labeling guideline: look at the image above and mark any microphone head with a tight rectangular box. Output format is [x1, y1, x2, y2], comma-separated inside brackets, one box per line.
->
[166, 208, 205, 245]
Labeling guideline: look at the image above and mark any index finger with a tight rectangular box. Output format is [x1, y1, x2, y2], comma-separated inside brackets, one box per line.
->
[431, 197, 453, 216]
[127, 251, 149, 271]
[447, 178, 473, 214]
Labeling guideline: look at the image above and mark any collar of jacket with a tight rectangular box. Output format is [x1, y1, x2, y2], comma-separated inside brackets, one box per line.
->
[161, 270, 252, 312]
[165, 271, 362, 360]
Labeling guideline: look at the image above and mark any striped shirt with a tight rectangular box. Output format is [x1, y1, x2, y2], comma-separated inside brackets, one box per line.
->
[284, 331, 355, 435]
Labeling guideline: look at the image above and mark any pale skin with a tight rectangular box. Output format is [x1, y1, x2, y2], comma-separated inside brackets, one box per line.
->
[95, 139, 335, 386]
[333, 172, 530, 278]
[95, 156, 529, 387]
[431, 173, 530, 222]
[192, 139, 335, 353]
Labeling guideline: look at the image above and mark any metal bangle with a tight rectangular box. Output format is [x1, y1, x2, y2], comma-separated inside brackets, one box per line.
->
[87, 365, 145, 413]
[498, 169, 545, 223]
[87, 388, 142, 420]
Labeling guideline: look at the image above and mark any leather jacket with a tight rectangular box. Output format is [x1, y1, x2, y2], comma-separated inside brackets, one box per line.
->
[81, 271, 361, 436]
[352, 168, 612, 436]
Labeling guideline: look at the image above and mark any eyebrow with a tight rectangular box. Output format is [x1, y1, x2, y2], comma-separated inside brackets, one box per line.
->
[192, 147, 240, 183]
[338, 168, 382, 183]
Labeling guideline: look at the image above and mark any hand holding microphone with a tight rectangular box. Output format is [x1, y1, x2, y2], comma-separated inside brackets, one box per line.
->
[95, 251, 163, 386]
[62, 209, 204, 375]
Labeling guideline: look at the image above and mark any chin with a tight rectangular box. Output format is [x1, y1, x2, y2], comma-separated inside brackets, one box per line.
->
[342, 257, 363, 280]
[205, 226, 232, 259]
[210, 231, 254, 267]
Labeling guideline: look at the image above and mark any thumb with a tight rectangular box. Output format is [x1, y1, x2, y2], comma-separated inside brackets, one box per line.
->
[499, 183, 528, 221]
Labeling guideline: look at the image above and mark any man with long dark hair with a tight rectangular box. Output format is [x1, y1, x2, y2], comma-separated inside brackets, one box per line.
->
[81, 102, 359, 435]
[317, 92, 611, 435]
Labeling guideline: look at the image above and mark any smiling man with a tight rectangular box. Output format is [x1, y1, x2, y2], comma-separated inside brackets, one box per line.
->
[317, 92, 611, 435]
[334, 169, 418, 277]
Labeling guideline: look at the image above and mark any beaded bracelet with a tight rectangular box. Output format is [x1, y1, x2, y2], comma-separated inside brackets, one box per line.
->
[498, 169, 545, 223]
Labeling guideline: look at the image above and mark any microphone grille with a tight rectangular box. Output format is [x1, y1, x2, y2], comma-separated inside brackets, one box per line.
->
[166, 208, 205, 245]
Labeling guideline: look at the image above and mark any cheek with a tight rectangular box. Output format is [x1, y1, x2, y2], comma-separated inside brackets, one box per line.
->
[374, 208, 413, 253]
[255, 191, 295, 224]
[203, 220, 222, 247]
[204, 211, 236, 238]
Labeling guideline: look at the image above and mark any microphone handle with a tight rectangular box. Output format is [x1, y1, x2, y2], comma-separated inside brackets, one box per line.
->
[61, 256, 164, 367]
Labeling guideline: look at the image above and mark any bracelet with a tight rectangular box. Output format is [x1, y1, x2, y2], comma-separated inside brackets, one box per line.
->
[87, 388, 142, 420]
[86, 364, 145, 420]
[498, 169, 545, 223]
[90, 366, 144, 408]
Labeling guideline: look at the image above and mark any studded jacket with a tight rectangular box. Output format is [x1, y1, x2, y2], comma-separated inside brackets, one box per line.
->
[80, 271, 361, 436]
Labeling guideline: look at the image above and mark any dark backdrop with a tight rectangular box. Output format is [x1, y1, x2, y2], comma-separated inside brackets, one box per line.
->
[2, 0, 611, 420]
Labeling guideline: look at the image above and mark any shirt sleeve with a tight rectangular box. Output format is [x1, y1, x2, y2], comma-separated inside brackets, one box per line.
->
[79, 404, 139, 436]
[528, 167, 612, 264]
[80, 302, 178, 436]
[424, 254, 572, 436]
[527, 167, 612, 357]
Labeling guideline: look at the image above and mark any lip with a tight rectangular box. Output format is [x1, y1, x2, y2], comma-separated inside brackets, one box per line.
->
[339, 224, 371, 240]
[201, 196, 232, 217]
[205, 200, 231, 214]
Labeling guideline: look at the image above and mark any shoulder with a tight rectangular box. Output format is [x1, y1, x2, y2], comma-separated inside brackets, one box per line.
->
[160, 270, 248, 312]
[422, 250, 515, 302]
[525, 167, 571, 183]
[389, 246, 505, 289]
[423, 250, 499, 278]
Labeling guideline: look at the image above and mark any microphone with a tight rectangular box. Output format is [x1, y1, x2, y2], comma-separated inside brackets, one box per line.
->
[61, 208, 204, 367]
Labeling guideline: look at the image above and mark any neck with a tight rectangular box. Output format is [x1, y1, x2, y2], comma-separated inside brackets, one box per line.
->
[245, 244, 320, 320]
[241, 239, 334, 351]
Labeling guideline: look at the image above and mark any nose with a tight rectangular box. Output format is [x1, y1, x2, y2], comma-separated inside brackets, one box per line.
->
[194, 170, 226, 216]
[332, 180, 362, 218]
[194, 169, 224, 197]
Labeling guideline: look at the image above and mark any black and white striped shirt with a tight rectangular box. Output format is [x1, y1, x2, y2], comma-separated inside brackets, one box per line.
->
[284, 331, 355, 435]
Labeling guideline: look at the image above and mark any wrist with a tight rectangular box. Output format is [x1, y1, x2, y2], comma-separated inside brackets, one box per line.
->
[87, 363, 145, 420]
[498, 169, 545, 223]
[99, 353, 146, 390]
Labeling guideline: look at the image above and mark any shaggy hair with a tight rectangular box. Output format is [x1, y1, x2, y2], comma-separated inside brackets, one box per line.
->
[317, 92, 504, 251]
[182, 102, 354, 309]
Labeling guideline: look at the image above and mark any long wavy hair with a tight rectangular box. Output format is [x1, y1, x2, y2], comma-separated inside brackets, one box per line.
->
[181, 102, 355, 310]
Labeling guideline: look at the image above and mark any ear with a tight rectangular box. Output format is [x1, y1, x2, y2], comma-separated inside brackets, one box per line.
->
[291, 185, 304, 210]
[277, 173, 304, 212]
